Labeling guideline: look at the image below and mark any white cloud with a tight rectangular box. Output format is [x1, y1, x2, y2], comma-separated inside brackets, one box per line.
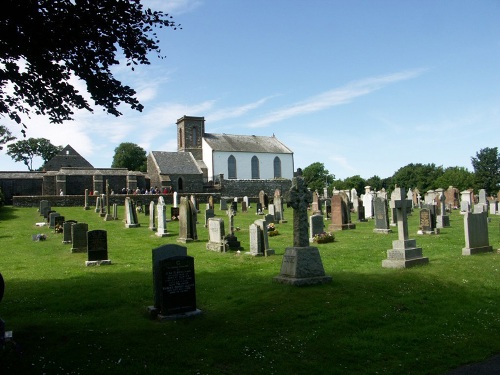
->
[207, 96, 276, 122]
[142, 0, 203, 14]
[247, 69, 428, 128]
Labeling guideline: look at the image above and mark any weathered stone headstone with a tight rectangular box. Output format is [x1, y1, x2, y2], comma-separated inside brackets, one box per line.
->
[208, 196, 214, 210]
[328, 194, 355, 231]
[62, 220, 77, 243]
[71, 223, 89, 253]
[274, 170, 331, 285]
[241, 201, 247, 212]
[95, 196, 101, 213]
[84, 189, 90, 210]
[243, 196, 249, 209]
[177, 197, 197, 243]
[462, 212, 493, 255]
[253, 219, 274, 256]
[274, 195, 286, 223]
[373, 197, 391, 234]
[149, 201, 156, 230]
[435, 188, 450, 228]
[204, 208, 215, 228]
[206, 218, 228, 252]
[40, 200, 50, 217]
[363, 186, 374, 218]
[460, 190, 473, 214]
[309, 214, 325, 242]
[259, 190, 268, 210]
[124, 197, 140, 228]
[247, 223, 264, 256]
[112, 203, 118, 220]
[156, 202, 168, 237]
[86, 230, 111, 266]
[148, 244, 201, 320]
[382, 187, 429, 268]
[268, 204, 275, 218]
[49, 212, 61, 229]
[311, 191, 321, 215]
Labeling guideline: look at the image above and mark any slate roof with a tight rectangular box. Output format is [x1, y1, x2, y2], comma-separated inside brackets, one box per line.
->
[43, 145, 93, 171]
[203, 133, 293, 154]
[151, 151, 203, 175]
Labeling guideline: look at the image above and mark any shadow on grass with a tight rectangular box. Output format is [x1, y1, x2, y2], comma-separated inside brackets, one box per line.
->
[0, 264, 498, 375]
[0, 206, 20, 221]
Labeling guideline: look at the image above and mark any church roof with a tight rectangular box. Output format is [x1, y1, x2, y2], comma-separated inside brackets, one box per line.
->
[203, 133, 293, 154]
[43, 145, 93, 171]
[150, 151, 203, 175]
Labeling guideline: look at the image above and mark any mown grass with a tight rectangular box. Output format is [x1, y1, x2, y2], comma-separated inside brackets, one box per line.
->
[0, 204, 498, 375]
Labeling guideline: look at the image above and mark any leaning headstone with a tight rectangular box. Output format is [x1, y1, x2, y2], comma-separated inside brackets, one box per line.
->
[124, 197, 140, 228]
[177, 197, 197, 243]
[149, 201, 156, 231]
[462, 212, 493, 255]
[86, 230, 111, 266]
[156, 202, 169, 237]
[148, 244, 201, 320]
[274, 170, 331, 285]
[71, 223, 89, 253]
[62, 220, 77, 243]
[373, 197, 391, 234]
[309, 214, 325, 242]
[206, 218, 228, 252]
[382, 188, 429, 268]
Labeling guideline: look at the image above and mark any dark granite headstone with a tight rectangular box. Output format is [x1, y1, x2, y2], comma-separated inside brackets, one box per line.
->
[87, 230, 108, 262]
[62, 220, 77, 243]
[171, 207, 180, 220]
[49, 212, 61, 229]
[256, 202, 263, 214]
[46, 210, 56, 223]
[374, 197, 390, 233]
[152, 245, 187, 309]
[159, 256, 197, 315]
[71, 223, 89, 253]
[54, 216, 65, 232]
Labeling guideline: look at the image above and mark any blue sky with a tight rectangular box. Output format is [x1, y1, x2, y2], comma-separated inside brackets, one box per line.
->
[1, 0, 500, 180]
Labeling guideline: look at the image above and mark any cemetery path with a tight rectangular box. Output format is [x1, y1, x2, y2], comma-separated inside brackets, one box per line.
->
[446, 354, 500, 374]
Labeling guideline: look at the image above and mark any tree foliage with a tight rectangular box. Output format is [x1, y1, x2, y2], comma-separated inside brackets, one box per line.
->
[302, 162, 334, 192]
[471, 147, 500, 195]
[111, 142, 147, 172]
[0, 0, 180, 132]
[434, 166, 475, 192]
[391, 163, 444, 192]
[6, 137, 62, 171]
[0, 124, 15, 150]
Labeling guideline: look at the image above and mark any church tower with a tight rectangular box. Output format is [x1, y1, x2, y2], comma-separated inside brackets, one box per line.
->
[176, 116, 205, 161]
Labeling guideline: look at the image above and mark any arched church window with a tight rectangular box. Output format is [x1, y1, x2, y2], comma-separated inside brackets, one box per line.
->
[251, 156, 260, 179]
[228, 155, 237, 179]
[273, 156, 282, 178]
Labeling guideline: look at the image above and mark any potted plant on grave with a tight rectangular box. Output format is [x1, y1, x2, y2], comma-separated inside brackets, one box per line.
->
[313, 232, 335, 244]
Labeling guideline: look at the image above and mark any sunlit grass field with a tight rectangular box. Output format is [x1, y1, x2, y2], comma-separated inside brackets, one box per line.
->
[0, 203, 498, 374]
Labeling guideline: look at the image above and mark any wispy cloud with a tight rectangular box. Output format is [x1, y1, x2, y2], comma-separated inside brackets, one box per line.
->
[207, 96, 276, 122]
[143, 0, 203, 14]
[247, 68, 428, 128]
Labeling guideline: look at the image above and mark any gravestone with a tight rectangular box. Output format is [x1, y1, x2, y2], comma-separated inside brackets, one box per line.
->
[225, 210, 241, 250]
[71, 223, 88, 253]
[112, 203, 118, 220]
[124, 197, 140, 228]
[62, 220, 77, 243]
[254, 219, 274, 256]
[49, 212, 61, 229]
[86, 230, 111, 266]
[268, 204, 275, 218]
[241, 201, 247, 212]
[311, 191, 321, 215]
[350, 188, 358, 212]
[328, 194, 355, 231]
[435, 188, 450, 228]
[243, 196, 249, 209]
[247, 223, 264, 256]
[230, 201, 238, 213]
[357, 199, 366, 221]
[259, 190, 267, 210]
[220, 197, 228, 211]
[208, 196, 214, 210]
[173, 191, 178, 208]
[95, 196, 101, 213]
[462, 212, 493, 255]
[171, 206, 180, 220]
[363, 187, 374, 218]
[104, 184, 113, 221]
[489, 200, 498, 215]
[177, 197, 197, 243]
[460, 190, 473, 214]
[382, 187, 429, 268]
[274, 195, 286, 223]
[274, 170, 331, 285]
[54, 215, 65, 233]
[373, 197, 391, 234]
[156, 202, 168, 237]
[190, 195, 197, 212]
[148, 244, 201, 320]
[39, 200, 50, 217]
[418, 205, 438, 234]
[206, 218, 228, 252]
[264, 213, 274, 225]
[309, 214, 325, 242]
[204, 208, 215, 228]
[256, 202, 264, 215]
[84, 189, 90, 210]
[46, 210, 55, 223]
[149, 201, 156, 230]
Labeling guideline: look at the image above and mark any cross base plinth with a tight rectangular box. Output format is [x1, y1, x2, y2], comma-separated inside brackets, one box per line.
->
[382, 247, 429, 269]
[273, 246, 332, 286]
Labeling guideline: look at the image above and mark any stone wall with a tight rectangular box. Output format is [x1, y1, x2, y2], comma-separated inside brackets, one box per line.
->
[221, 179, 292, 199]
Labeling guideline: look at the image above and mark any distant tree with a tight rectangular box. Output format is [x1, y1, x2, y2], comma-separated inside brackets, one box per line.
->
[302, 162, 334, 192]
[365, 175, 383, 191]
[0, 0, 180, 133]
[435, 166, 475, 192]
[0, 125, 16, 150]
[6, 137, 62, 171]
[471, 147, 500, 195]
[341, 175, 366, 195]
[111, 142, 147, 172]
[392, 163, 444, 192]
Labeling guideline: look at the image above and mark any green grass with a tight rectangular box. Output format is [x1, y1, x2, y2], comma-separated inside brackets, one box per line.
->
[0, 204, 498, 375]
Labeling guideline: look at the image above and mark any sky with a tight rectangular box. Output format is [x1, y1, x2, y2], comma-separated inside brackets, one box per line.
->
[1, 0, 500, 180]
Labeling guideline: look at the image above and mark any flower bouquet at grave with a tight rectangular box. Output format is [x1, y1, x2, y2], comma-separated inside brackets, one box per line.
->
[313, 232, 335, 244]
[32, 234, 47, 241]
[267, 223, 280, 236]
[54, 224, 63, 233]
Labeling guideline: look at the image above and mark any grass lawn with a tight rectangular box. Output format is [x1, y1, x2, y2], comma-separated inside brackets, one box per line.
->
[0, 203, 498, 374]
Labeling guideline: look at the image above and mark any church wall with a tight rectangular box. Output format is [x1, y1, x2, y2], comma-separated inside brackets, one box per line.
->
[221, 178, 292, 199]
[211, 151, 294, 180]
